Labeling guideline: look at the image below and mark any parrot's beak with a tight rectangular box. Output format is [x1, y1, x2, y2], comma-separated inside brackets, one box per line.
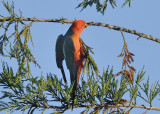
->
[85, 24, 87, 28]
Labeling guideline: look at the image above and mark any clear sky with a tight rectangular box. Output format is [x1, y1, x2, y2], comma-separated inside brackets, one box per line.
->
[0, 0, 160, 114]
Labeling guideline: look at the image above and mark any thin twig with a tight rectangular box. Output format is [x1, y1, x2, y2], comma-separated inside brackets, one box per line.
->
[0, 17, 160, 43]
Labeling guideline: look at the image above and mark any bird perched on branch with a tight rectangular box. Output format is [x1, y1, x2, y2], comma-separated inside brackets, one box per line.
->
[55, 20, 87, 89]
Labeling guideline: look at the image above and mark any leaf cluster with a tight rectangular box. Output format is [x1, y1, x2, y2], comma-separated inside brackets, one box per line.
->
[138, 76, 160, 107]
[0, 1, 40, 78]
[80, 38, 99, 78]
[0, 63, 48, 113]
[114, 32, 135, 83]
[77, 0, 132, 15]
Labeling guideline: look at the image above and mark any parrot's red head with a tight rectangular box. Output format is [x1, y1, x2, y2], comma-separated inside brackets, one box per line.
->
[71, 20, 87, 35]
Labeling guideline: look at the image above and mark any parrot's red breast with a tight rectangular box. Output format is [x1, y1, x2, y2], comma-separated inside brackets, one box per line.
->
[70, 20, 87, 88]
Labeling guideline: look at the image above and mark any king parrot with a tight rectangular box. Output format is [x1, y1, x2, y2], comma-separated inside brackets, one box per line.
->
[55, 20, 87, 89]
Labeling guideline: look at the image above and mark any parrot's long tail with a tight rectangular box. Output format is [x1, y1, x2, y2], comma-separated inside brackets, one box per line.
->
[70, 71, 77, 110]
[71, 84, 77, 110]
[71, 68, 81, 110]
[60, 66, 67, 83]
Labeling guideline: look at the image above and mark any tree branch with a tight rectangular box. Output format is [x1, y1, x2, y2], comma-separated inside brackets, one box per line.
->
[35, 103, 160, 111]
[88, 22, 160, 43]
[105, 104, 160, 111]
[0, 17, 160, 43]
[76, 104, 160, 111]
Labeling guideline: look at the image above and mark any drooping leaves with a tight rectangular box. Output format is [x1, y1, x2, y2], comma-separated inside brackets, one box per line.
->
[77, 0, 132, 15]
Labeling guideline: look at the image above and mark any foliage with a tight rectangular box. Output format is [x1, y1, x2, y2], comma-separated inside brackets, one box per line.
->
[0, 1, 160, 114]
[138, 76, 160, 107]
[0, 1, 40, 78]
[0, 63, 160, 113]
[77, 0, 132, 15]
[80, 38, 99, 77]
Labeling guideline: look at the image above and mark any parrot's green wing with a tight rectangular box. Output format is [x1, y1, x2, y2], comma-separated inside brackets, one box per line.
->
[63, 36, 76, 83]
[55, 34, 65, 68]
[55, 34, 67, 83]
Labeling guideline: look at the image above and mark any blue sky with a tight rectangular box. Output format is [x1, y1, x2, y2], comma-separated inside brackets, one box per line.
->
[0, 0, 160, 114]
